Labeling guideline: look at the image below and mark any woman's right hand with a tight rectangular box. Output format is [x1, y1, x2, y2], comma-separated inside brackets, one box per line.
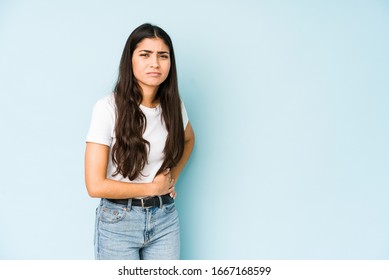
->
[151, 169, 175, 196]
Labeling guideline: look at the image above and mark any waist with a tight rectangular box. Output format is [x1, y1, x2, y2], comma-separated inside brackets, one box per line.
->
[106, 194, 174, 208]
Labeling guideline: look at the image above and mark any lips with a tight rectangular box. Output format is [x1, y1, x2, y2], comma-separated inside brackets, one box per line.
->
[146, 72, 161, 77]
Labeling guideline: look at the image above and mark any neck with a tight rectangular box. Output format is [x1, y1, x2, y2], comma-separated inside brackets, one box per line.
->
[140, 85, 159, 108]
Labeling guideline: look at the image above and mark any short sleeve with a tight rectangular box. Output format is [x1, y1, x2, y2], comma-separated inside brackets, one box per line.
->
[86, 95, 115, 146]
[181, 101, 189, 129]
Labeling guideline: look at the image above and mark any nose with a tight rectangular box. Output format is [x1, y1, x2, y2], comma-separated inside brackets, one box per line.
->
[150, 54, 160, 68]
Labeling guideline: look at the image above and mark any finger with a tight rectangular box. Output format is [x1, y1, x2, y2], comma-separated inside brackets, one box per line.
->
[170, 190, 177, 199]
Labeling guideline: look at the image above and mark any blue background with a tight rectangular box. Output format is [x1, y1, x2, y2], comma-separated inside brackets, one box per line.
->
[0, 0, 388, 259]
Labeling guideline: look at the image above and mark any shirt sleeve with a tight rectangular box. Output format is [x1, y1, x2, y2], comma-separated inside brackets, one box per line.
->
[181, 101, 189, 129]
[86, 97, 115, 146]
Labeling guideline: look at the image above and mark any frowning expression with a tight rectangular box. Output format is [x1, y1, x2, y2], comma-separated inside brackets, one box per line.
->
[132, 37, 171, 93]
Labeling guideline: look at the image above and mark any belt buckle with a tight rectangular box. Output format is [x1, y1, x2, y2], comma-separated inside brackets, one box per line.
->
[140, 196, 162, 208]
[140, 197, 153, 208]
[141, 198, 145, 208]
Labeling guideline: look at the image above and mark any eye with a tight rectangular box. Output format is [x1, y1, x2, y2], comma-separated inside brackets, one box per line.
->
[159, 54, 169, 59]
[140, 53, 149, 57]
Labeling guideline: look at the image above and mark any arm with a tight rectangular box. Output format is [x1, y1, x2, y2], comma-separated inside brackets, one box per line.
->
[171, 121, 195, 184]
[84, 142, 174, 198]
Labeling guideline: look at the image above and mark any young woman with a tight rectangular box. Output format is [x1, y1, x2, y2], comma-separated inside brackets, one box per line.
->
[84, 23, 195, 260]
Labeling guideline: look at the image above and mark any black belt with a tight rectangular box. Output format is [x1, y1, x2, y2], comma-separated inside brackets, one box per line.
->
[106, 194, 174, 208]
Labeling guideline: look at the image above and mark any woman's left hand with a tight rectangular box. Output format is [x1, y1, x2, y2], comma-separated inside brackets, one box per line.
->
[170, 186, 177, 199]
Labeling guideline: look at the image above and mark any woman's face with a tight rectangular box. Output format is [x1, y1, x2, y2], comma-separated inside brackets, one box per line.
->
[132, 37, 171, 93]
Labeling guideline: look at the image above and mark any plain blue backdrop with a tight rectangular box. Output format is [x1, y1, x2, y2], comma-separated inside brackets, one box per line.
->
[0, 0, 388, 259]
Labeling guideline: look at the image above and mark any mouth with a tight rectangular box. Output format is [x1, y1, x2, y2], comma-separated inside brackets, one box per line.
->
[146, 72, 161, 77]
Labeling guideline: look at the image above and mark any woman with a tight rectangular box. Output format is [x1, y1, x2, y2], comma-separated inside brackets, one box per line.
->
[84, 23, 195, 260]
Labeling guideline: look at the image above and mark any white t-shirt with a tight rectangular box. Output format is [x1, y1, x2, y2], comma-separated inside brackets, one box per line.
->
[86, 93, 188, 184]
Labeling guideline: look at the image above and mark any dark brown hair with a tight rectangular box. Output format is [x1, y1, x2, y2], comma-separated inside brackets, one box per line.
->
[112, 23, 184, 180]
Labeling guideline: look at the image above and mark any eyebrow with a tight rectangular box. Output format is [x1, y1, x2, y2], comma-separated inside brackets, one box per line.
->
[139, 50, 170, 54]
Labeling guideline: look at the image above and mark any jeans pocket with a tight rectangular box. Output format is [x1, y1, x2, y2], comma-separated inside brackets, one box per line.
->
[99, 202, 127, 224]
[162, 202, 176, 214]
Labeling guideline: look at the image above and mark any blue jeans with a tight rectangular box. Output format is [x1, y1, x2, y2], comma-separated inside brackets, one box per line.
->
[94, 198, 180, 260]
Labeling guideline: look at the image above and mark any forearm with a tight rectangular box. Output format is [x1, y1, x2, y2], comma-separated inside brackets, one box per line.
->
[86, 178, 155, 199]
[171, 137, 194, 181]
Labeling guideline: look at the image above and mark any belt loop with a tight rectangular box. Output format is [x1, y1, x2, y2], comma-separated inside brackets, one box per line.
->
[141, 198, 145, 208]
[127, 198, 132, 211]
[158, 196, 163, 208]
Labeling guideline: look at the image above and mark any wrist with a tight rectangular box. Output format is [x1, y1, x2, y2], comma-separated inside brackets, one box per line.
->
[146, 182, 157, 196]
[171, 169, 180, 182]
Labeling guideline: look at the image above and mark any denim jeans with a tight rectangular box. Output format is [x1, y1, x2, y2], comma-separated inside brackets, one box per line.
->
[94, 198, 180, 260]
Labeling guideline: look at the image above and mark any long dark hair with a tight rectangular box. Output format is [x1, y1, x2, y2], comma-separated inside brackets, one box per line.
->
[111, 23, 184, 180]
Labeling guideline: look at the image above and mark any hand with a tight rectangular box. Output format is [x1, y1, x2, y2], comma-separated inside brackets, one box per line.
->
[169, 174, 177, 198]
[151, 169, 175, 196]
[169, 189, 177, 199]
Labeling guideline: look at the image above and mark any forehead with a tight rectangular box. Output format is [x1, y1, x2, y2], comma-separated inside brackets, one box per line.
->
[135, 37, 169, 52]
